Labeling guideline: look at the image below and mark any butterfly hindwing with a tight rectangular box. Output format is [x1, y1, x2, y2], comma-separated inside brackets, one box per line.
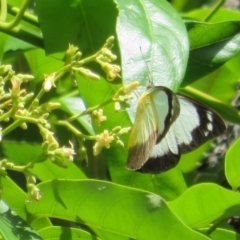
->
[174, 94, 226, 152]
[126, 86, 180, 171]
[137, 93, 226, 173]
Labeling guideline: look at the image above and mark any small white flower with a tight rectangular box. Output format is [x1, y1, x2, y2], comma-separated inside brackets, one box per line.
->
[114, 102, 121, 111]
[11, 76, 22, 97]
[55, 141, 76, 162]
[101, 63, 121, 81]
[123, 81, 139, 94]
[93, 130, 114, 156]
[92, 109, 107, 126]
[43, 73, 56, 92]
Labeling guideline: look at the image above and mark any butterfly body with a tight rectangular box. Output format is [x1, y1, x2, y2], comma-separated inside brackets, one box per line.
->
[126, 86, 226, 174]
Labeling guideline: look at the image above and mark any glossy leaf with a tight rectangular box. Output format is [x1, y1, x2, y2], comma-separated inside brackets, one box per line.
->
[225, 137, 240, 190]
[210, 228, 240, 240]
[186, 8, 240, 22]
[117, 0, 189, 92]
[0, 201, 42, 240]
[109, 162, 188, 201]
[26, 180, 210, 240]
[1, 176, 51, 231]
[182, 21, 240, 86]
[1, 177, 28, 221]
[169, 183, 240, 228]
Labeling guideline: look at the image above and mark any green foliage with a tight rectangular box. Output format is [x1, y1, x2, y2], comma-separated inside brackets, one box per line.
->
[0, 0, 240, 240]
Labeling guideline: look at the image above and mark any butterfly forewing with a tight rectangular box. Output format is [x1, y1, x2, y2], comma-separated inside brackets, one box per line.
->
[127, 87, 180, 170]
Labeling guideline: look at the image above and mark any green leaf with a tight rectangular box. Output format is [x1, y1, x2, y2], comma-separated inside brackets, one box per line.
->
[35, 0, 117, 55]
[1, 177, 28, 220]
[187, 21, 240, 50]
[179, 142, 212, 173]
[0, 201, 42, 240]
[186, 9, 240, 23]
[0, 33, 8, 61]
[225, 137, 240, 190]
[116, 0, 189, 91]
[2, 141, 42, 164]
[26, 180, 210, 240]
[109, 162, 188, 201]
[1, 176, 51, 231]
[38, 226, 101, 240]
[210, 228, 240, 240]
[171, 0, 205, 12]
[24, 48, 63, 88]
[32, 160, 87, 181]
[169, 183, 240, 229]
[182, 21, 240, 86]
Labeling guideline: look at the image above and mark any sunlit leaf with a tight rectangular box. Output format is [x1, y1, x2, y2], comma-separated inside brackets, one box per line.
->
[225, 137, 240, 190]
[26, 180, 210, 240]
[183, 21, 240, 86]
[169, 183, 240, 228]
[117, 0, 189, 91]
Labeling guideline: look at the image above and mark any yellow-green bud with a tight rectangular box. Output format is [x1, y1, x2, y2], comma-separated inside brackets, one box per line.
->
[20, 123, 28, 130]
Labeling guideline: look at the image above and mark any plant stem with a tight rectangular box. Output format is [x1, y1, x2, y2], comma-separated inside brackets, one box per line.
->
[0, 26, 44, 48]
[0, 99, 11, 108]
[0, 109, 12, 121]
[68, 98, 112, 122]
[6, 160, 36, 172]
[0, 0, 43, 48]
[0, 0, 31, 29]
[14, 114, 38, 123]
[57, 120, 96, 140]
[205, 218, 227, 235]
[0, 0, 7, 21]
[7, 4, 39, 27]
[203, 0, 225, 22]
[2, 119, 23, 136]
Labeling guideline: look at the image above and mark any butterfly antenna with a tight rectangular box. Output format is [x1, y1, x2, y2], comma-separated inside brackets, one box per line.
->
[140, 47, 154, 88]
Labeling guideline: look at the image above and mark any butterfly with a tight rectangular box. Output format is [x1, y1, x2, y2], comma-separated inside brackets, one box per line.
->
[126, 86, 226, 174]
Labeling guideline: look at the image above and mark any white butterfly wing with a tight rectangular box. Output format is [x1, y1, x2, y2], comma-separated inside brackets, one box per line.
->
[127, 87, 180, 170]
[126, 90, 159, 170]
[137, 94, 226, 173]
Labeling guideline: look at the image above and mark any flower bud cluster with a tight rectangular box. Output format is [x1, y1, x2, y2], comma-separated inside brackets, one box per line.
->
[112, 81, 139, 111]
[0, 37, 136, 202]
[26, 174, 41, 202]
[93, 126, 131, 156]
[72, 67, 100, 80]
[91, 109, 107, 126]
[41, 128, 76, 168]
